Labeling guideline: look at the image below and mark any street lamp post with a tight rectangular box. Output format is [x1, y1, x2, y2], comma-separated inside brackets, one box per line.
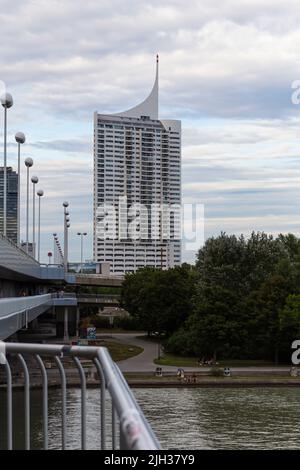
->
[67, 222, 70, 270]
[63, 201, 69, 272]
[54, 234, 63, 265]
[15, 132, 25, 246]
[1, 93, 13, 237]
[31, 176, 38, 258]
[77, 232, 87, 273]
[37, 189, 44, 262]
[25, 158, 33, 254]
[53, 233, 57, 263]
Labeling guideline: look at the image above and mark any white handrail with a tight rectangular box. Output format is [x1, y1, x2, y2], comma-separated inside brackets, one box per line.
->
[0, 294, 52, 318]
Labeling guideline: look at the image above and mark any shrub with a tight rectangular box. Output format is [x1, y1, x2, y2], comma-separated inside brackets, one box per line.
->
[87, 315, 110, 329]
[114, 316, 143, 330]
[210, 367, 223, 377]
[165, 328, 195, 356]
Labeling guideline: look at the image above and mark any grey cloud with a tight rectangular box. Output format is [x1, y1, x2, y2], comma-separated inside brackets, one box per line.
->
[2, 0, 300, 263]
[30, 139, 91, 153]
[0, 1, 300, 119]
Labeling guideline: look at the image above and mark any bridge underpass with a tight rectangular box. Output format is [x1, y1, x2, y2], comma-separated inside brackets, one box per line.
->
[0, 292, 122, 342]
[0, 294, 53, 340]
[0, 234, 124, 295]
[0, 235, 125, 341]
[0, 294, 79, 341]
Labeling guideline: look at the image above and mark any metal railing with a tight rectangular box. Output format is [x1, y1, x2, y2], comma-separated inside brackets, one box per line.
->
[75, 273, 124, 280]
[76, 293, 121, 299]
[0, 294, 54, 341]
[0, 234, 41, 280]
[39, 264, 65, 280]
[77, 293, 121, 304]
[54, 292, 77, 299]
[0, 342, 161, 450]
[0, 294, 52, 319]
[0, 233, 39, 265]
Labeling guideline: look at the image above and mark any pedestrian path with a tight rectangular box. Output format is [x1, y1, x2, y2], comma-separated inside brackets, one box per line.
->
[100, 333, 203, 373]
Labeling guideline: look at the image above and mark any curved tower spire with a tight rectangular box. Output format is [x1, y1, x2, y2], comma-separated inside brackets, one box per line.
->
[113, 55, 159, 120]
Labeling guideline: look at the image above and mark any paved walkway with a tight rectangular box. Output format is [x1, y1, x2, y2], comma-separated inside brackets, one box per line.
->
[98, 333, 161, 372]
[99, 333, 209, 373]
[97, 333, 292, 375]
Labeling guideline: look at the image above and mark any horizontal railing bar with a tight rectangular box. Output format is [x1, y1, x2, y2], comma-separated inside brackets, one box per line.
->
[0, 294, 53, 319]
[5, 343, 103, 358]
[0, 233, 40, 264]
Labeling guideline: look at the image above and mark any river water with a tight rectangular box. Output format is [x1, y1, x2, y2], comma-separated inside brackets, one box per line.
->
[1, 387, 300, 449]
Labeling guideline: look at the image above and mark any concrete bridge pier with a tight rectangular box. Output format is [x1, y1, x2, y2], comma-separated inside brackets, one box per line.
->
[64, 307, 69, 342]
[30, 318, 39, 329]
[55, 306, 77, 340]
[76, 307, 80, 337]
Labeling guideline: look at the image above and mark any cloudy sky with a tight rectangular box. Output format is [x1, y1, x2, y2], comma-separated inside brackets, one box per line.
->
[1, 0, 300, 263]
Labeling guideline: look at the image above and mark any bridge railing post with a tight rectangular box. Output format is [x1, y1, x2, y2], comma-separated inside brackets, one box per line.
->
[0, 342, 161, 450]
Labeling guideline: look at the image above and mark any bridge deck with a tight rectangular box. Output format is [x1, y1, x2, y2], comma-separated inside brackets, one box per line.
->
[0, 294, 77, 340]
[0, 235, 124, 287]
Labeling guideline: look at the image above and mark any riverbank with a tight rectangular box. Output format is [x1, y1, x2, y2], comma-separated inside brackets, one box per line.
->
[1, 334, 298, 389]
[126, 377, 300, 388]
[2, 369, 300, 390]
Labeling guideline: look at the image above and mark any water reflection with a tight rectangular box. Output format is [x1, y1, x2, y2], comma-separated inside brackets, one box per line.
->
[0, 389, 116, 450]
[134, 388, 300, 449]
[1, 387, 300, 449]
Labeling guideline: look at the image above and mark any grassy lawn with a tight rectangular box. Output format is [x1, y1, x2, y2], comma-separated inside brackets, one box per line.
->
[154, 354, 200, 367]
[154, 353, 282, 368]
[96, 339, 143, 362]
[218, 359, 279, 367]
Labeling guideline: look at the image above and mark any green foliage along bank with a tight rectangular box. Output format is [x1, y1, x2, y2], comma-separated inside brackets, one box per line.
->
[121, 232, 300, 363]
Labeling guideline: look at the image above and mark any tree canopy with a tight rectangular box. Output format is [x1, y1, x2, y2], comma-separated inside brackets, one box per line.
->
[121, 232, 300, 362]
[121, 265, 196, 337]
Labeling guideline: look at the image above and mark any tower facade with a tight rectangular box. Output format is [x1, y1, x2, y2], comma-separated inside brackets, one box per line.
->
[0, 167, 18, 244]
[93, 57, 181, 274]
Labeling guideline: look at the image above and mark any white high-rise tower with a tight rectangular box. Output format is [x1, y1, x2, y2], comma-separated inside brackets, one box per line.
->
[93, 56, 181, 274]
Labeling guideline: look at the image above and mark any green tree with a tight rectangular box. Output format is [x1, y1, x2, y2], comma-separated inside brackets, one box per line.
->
[124, 232, 300, 362]
[245, 274, 293, 362]
[168, 232, 296, 360]
[277, 233, 300, 260]
[279, 294, 300, 361]
[121, 265, 196, 337]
